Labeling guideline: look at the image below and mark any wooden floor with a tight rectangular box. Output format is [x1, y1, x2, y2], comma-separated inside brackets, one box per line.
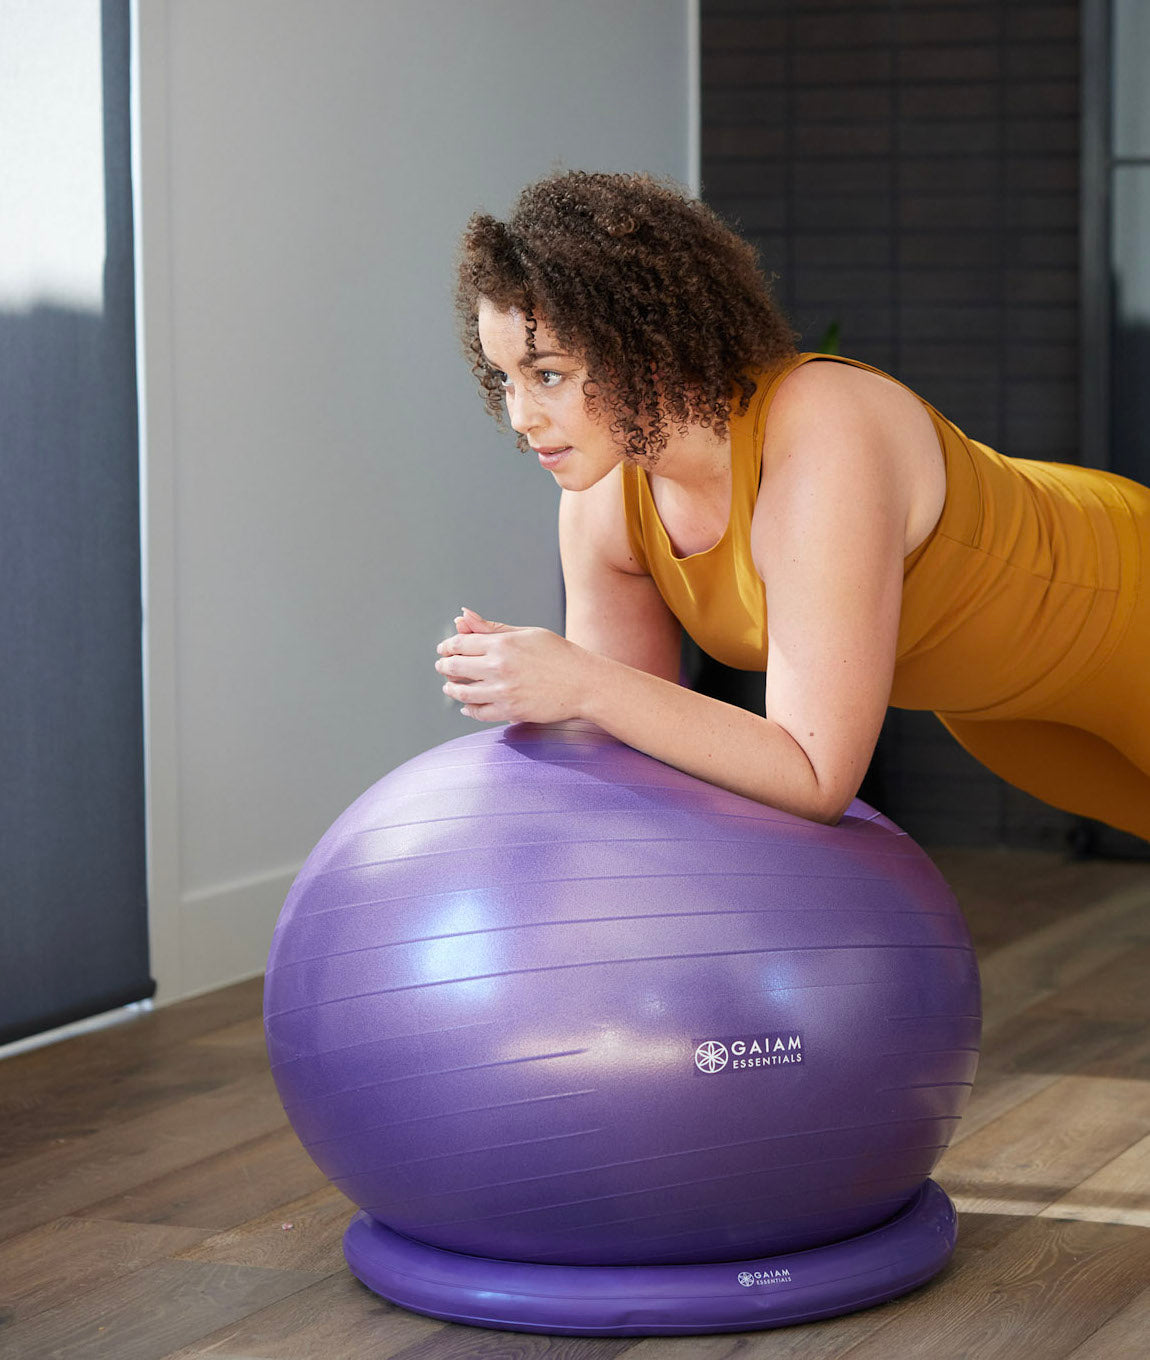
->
[1, 847, 1148, 1360]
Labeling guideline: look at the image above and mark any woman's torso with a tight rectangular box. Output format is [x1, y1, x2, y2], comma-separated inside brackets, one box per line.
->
[603, 351, 1146, 723]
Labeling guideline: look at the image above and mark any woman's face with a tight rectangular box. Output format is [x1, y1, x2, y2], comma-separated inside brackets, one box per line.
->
[476, 298, 627, 491]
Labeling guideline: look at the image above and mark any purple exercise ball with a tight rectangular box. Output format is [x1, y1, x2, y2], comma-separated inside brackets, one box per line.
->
[263, 720, 980, 1335]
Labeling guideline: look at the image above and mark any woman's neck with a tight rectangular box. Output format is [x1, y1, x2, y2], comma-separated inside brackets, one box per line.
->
[636, 421, 732, 497]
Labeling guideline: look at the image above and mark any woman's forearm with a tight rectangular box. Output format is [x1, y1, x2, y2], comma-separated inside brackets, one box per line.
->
[577, 650, 835, 824]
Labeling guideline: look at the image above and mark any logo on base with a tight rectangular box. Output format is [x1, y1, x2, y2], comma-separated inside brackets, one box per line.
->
[737, 1267, 793, 1287]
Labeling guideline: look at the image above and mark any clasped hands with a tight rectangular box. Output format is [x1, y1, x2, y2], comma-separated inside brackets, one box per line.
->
[435, 606, 590, 725]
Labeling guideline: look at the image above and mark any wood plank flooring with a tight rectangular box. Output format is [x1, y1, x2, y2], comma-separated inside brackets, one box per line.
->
[0, 847, 1147, 1359]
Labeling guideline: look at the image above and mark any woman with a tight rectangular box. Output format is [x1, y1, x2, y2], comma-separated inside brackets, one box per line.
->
[434, 169, 1150, 842]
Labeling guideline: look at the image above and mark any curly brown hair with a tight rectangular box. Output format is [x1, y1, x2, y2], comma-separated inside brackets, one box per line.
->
[453, 169, 802, 465]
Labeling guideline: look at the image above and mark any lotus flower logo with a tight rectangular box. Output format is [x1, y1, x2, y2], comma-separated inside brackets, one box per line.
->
[737, 1271, 755, 1287]
[694, 1040, 728, 1073]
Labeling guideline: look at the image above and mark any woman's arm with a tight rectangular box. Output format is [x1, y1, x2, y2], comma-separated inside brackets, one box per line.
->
[440, 616, 834, 822]
[558, 480, 683, 684]
[578, 655, 831, 821]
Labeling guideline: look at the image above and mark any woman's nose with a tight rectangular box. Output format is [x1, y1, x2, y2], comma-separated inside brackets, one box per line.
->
[504, 385, 539, 434]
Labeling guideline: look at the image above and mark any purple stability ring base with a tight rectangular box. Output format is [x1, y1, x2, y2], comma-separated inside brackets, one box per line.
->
[343, 1178, 958, 1337]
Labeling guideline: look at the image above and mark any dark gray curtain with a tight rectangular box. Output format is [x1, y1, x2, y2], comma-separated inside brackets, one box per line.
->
[0, 0, 153, 1046]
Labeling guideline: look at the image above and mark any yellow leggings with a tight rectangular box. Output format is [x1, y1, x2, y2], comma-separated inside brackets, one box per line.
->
[937, 567, 1150, 843]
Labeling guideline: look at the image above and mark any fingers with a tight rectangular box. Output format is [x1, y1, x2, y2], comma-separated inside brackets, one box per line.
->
[438, 612, 498, 718]
[460, 606, 507, 632]
[436, 652, 488, 682]
[442, 678, 492, 704]
[437, 633, 490, 656]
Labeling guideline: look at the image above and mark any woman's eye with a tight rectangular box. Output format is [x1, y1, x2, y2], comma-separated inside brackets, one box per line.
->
[493, 368, 562, 390]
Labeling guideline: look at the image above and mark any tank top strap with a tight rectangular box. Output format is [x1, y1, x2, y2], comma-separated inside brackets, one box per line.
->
[620, 451, 651, 573]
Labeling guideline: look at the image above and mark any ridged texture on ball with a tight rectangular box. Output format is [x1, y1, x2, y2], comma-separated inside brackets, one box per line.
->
[264, 721, 980, 1267]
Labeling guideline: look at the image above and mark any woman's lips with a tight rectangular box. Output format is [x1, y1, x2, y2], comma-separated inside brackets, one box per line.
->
[536, 446, 571, 466]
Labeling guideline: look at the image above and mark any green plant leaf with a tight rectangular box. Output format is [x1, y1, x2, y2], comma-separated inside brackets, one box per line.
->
[817, 319, 842, 354]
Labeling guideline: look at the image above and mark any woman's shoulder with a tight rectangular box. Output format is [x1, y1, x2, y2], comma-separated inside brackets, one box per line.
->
[765, 354, 924, 433]
[756, 355, 947, 558]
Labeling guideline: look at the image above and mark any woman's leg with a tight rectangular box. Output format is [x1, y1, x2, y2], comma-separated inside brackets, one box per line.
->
[936, 714, 1150, 844]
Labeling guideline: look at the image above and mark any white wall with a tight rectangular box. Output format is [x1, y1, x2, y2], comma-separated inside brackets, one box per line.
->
[133, 0, 697, 1004]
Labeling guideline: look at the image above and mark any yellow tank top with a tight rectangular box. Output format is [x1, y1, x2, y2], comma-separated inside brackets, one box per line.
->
[620, 352, 1145, 722]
